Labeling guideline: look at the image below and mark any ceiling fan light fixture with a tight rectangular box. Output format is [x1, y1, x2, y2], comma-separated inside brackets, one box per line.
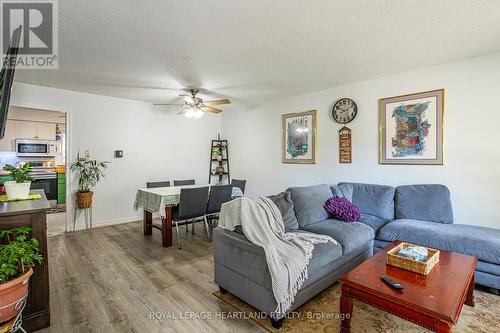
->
[184, 106, 204, 119]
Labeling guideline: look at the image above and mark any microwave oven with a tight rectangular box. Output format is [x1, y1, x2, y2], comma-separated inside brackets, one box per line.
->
[16, 139, 57, 157]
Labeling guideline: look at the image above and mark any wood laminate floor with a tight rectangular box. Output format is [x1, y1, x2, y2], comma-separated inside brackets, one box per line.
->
[35, 220, 264, 333]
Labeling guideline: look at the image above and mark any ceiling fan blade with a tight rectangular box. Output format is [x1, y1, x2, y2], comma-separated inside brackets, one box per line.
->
[202, 106, 223, 114]
[204, 99, 231, 106]
[154, 103, 184, 106]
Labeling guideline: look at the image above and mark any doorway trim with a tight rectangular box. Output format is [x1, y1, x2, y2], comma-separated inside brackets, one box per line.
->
[10, 101, 72, 232]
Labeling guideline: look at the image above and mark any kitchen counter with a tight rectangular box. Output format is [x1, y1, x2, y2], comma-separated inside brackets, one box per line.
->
[0, 189, 51, 331]
[0, 189, 51, 215]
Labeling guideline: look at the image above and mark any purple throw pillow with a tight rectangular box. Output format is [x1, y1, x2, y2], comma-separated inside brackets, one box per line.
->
[324, 196, 361, 222]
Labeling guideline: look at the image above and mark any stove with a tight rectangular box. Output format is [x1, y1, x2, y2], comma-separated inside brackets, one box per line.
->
[21, 161, 58, 205]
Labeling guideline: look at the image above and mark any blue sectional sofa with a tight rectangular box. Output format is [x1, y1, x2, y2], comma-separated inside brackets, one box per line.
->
[342, 182, 500, 291]
[213, 182, 499, 328]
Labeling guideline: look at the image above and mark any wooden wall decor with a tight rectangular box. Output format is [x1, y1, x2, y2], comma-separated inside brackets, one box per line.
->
[339, 126, 352, 163]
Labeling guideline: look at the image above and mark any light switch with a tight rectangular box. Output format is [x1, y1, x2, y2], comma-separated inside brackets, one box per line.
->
[84, 150, 91, 158]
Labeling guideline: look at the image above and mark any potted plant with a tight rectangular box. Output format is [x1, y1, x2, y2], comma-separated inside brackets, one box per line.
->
[0, 227, 43, 325]
[2, 163, 33, 200]
[70, 157, 109, 209]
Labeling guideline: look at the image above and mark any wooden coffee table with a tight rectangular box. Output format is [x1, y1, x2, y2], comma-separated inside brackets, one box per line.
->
[339, 241, 476, 333]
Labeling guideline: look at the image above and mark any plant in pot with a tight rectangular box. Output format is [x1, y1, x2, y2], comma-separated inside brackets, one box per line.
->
[0, 227, 43, 326]
[2, 163, 33, 200]
[70, 157, 109, 209]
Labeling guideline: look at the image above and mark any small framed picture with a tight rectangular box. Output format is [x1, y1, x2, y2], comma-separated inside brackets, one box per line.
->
[380, 89, 444, 165]
[282, 110, 317, 164]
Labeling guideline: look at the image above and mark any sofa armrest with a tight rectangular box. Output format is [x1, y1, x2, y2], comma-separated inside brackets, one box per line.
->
[213, 227, 271, 289]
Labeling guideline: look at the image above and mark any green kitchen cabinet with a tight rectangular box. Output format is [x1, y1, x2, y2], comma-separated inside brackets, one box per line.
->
[0, 174, 13, 184]
[57, 172, 66, 204]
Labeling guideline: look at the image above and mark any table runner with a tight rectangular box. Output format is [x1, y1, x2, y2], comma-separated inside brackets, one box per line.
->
[0, 192, 42, 202]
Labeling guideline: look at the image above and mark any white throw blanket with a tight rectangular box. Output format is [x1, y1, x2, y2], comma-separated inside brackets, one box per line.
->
[219, 197, 337, 316]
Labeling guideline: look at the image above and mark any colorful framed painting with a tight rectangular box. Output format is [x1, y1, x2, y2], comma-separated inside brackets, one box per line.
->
[380, 89, 444, 165]
[282, 110, 316, 164]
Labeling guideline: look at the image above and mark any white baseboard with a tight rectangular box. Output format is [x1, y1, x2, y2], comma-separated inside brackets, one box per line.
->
[69, 216, 142, 232]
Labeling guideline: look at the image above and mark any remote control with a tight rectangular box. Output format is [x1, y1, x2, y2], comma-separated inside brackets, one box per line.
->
[381, 276, 404, 290]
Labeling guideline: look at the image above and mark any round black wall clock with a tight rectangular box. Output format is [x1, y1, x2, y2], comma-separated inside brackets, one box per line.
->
[332, 98, 358, 124]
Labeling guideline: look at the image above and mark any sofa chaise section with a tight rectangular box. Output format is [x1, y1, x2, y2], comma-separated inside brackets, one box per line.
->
[344, 182, 500, 291]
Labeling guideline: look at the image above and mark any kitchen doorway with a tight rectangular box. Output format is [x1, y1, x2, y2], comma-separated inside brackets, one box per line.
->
[0, 106, 68, 237]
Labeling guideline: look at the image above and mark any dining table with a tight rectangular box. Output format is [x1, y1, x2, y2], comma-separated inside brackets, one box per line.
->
[134, 184, 243, 247]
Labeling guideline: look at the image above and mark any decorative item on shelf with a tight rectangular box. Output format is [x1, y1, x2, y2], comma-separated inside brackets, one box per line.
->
[209, 138, 230, 184]
[386, 242, 440, 275]
[282, 110, 317, 164]
[332, 98, 357, 164]
[2, 163, 33, 200]
[339, 126, 352, 164]
[380, 89, 444, 165]
[56, 124, 62, 141]
[0, 227, 43, 325]
[215, 166, 225, 175]
[70, 154, 109, 209]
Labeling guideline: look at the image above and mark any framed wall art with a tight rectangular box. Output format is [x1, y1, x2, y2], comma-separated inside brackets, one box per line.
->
[379, 89, 444, 165]
[282, 110, 316, 164]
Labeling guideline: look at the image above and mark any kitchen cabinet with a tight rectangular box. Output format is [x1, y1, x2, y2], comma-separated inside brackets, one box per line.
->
[57, 172, 66, 204]
[35, 122, 56, 140]
[13, 120, 38, 140]
[0, 174, 13, 184]
[13, 121, 56, 141]
[0, 121, 16, 151]
[0, 121, 57, 152]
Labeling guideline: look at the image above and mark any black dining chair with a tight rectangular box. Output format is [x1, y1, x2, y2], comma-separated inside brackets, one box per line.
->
[206, 185, 233, 227]
[172, 186, 210, 249]
[231, 179, 246, 194]
[146, 181, 171, 188]
[173, 179, 196, 186]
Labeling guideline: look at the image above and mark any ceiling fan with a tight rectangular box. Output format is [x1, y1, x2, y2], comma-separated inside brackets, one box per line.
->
[154, 88, 231, 118]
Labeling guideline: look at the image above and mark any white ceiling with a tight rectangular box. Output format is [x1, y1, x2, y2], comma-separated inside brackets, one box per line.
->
[14, 0, 500, 106]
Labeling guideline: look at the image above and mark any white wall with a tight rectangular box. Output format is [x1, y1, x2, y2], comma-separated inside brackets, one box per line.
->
[222, 52, 500, 228]
[10, 82, 221, 227]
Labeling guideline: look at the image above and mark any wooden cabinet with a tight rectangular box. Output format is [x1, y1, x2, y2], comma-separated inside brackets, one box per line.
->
[0, 190, 51, 331]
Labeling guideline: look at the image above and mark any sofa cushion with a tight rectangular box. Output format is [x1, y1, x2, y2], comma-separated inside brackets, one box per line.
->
[293, 230, 343, 276]
[476, 260, 500, 276]
[359, 213, 390, 233]
[302, 219, 374, 255]
[378, 219, 500, 265]
[287, 184, 333, 227]
[339, 182, 395, 220]
[330, 183, 354, 202]
[395, 184, 453, 224]
[268, 191, 299, 231]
